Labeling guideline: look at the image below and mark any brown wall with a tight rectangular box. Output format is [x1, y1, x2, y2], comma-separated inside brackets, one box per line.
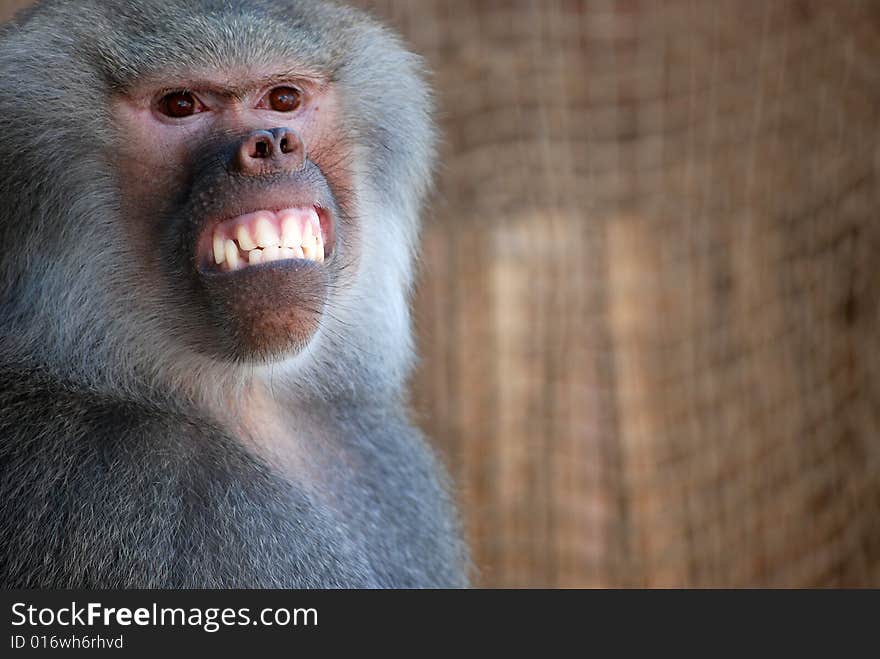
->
[4, 0, 880, 587]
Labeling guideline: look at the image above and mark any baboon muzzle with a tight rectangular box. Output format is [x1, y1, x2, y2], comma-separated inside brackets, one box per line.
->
[230, 127, 307, 176]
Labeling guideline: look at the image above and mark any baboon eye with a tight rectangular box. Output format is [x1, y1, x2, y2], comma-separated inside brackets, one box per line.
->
[264, 86, 302, 112]
[159, 91, 204, 118]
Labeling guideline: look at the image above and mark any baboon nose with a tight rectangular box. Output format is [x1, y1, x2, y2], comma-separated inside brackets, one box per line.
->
[232, 128, 306, 175]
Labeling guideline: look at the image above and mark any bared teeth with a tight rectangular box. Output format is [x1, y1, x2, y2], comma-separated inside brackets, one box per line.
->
[236, 225, 257, 251]
[302, 236, 320, 261]
[213, 232, 226, 265]
[281, 215, 302, 248]
[254, 216, 280, 248]
[224, 240, 240, 270]
[306, 207, 320, 231]
[210, 207, 327, 271]
[301, 217, 315, 245]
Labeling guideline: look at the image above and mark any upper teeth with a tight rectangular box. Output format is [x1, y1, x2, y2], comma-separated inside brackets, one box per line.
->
[212, 207, 325, 272]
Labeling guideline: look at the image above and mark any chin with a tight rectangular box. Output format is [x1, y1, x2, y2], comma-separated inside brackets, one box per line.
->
[184, 199, 341, 363]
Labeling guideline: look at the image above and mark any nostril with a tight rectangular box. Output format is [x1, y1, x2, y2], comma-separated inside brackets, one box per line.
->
[279, 137, 289, 153]
[253, 140, 271, 158]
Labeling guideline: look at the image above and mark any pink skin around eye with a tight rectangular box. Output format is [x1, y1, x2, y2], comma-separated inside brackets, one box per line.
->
[113, 71, 346, 218]
[158, 86, 301, 119]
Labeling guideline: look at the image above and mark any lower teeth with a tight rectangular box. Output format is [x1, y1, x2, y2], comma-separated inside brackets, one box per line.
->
[220, 243, 323, 272]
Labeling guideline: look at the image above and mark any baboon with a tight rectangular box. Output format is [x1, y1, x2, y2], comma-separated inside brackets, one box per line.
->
[0, 0, 468, 588]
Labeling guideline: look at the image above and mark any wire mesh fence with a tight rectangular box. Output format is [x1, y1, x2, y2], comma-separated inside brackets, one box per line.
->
[353, 0, 880, 587]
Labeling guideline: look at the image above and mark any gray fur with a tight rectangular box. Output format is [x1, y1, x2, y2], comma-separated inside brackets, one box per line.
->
[0, 0, 468, 588]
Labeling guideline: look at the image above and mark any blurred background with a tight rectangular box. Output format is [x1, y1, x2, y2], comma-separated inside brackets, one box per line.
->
[3, 0, 879, 587]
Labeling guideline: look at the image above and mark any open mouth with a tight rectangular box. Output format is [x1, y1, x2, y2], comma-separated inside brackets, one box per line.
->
[200, 206, 332, 273]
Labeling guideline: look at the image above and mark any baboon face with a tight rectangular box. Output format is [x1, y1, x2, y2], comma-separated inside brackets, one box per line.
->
[115, 66, 350, 361]
[0, 1, 434, 376]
